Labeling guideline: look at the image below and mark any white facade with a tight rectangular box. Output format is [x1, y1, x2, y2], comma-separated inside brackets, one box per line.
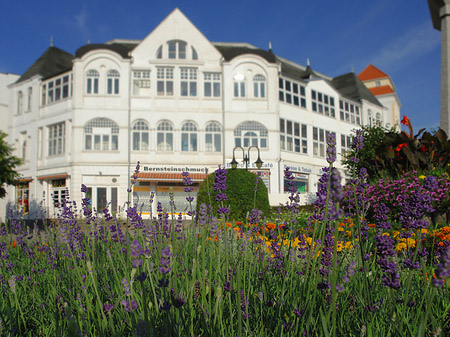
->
[0, 72, 20, 222]
[5, 9, 395, 219]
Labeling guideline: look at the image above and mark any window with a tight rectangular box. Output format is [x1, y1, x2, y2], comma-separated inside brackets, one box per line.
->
[375, 81, 381, 87]
[233, 73, 246, 97]
[205, 122, 222, 152]
[278, 78, 306, 108]
[168, 40, 187, 59]
[376, 112, 382, 123]
[180, 68, 197, 97]
[204, 73, 221, 97]
[27, 87, 32, 111]
[368, 110, 373, 127]
[107, 70, 120, 95]
[280, 118, 307, 154]
[313, 127, 335, 158]
[16, 182, 29, 214]
[341, 134, 352, 160]
[181, 121, 198, 151]
[84, 118, 119, 151]
[22, 140, 27, 161]
[192, 47, 198, 60]
[234, 121, 268, 149]
[311, 90, 335, 117]
[52, 179, 66, 208]
[339, 100, 361, 125]
[42, 73, 73, 104]
[284, 172, 309, 194]
[86, 70, 99, 94]
[157, 68, 174, 96]
[17, 91, 23, 114]
[253, 74, 266, 98]
[48, 122, 65, 156]
[156, 45, 163, 59]
[132, 120, 149, 151]
[157, 121, 173, 151]
[133, 71, 151, 96]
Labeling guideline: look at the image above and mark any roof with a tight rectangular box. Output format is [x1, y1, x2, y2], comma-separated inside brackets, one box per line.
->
[332, 72, 383, 107]
[358, 64, 389, 81]
[75, 42, 138, 59]
[428, 0, 445, 30]
[369, 85, 395, 96]
[37, 173, 69, 181]
[213, 43, 277, 63]
[16, 47, 74, 84]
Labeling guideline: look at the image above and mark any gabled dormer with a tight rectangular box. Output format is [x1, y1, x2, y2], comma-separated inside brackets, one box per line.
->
[131, 8, 223, 67]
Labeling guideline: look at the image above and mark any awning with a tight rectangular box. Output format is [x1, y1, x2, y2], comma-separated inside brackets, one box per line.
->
[37, 173, 69, 181]
[18, 178, 33, 183]
[135, 172, 207, 182]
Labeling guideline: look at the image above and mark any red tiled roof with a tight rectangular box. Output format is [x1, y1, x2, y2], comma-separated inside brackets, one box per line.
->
[369, 85, 395, 96]
[136, 172, 207, 181]
[358, 64, 389, 81]
[37, 173, 68, 181]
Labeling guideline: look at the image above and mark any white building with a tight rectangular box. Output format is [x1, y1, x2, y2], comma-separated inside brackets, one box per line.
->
[1, 72, 20, 222]
[5, 8, 399, 219]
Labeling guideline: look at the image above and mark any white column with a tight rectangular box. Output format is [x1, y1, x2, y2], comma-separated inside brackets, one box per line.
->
[440, 4, 450, 136]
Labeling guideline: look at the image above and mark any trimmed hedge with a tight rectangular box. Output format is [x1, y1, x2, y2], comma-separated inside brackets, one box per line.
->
[196, 168, 270, 221]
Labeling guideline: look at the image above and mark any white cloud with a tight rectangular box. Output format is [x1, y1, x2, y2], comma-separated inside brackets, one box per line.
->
[369, 22, 440, 71]
[73, 5, 90, 38]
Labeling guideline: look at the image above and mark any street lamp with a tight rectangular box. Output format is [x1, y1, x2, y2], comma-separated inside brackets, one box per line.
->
[230, 146, 263, 170]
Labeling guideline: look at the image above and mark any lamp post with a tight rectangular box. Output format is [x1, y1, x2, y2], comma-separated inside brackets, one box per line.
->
[230, 146, 263, 170]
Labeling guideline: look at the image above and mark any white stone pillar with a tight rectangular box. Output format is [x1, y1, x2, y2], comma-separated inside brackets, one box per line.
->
[440, 4, 450, 137]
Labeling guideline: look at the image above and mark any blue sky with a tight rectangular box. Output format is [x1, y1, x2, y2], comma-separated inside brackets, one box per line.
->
[0, 0, 441, 131]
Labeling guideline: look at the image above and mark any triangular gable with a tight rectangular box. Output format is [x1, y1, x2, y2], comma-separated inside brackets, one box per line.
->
[131, 8, 222, 67]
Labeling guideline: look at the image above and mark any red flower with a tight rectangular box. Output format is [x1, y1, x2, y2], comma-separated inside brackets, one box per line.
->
[401, 116, 411, 126]
[395, 143, 407, 152]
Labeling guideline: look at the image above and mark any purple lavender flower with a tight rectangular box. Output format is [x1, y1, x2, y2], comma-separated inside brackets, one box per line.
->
[326, 132, 336, 164]
[122, 277, 131, 296]
[432, 248, 450, 287]
[103, 303, 114, 313]
[121, 299, 138, 312]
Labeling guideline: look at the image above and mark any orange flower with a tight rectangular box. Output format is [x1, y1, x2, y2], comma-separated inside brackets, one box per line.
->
[266, 223, 276, 231]
[235, 221, 243, 226]
[214, 236, 218, 242]
[10, 240, 17, 248]
[401, 115, 411, 127]
[368, 223, 376, 228]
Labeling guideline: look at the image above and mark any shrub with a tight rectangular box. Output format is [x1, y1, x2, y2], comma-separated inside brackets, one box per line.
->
[196, 168, 270, 221]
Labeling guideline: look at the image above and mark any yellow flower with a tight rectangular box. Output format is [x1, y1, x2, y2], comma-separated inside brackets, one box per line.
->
[419, 175, 426, 180]
[396, 242, 407, 252]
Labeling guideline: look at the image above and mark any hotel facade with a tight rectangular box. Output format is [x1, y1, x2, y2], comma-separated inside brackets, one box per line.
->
[5, 9, 400, 219]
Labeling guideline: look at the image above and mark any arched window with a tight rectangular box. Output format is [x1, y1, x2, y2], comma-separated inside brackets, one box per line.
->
[156, 45, 163, 59]
[107, 70, 120, 95]
[205, 122, 222, 152]
[22, 140, 27, 160]
[17, 91, 23, 114]
[181, 121, 198, 152]
[234, 121, 268, 149]
[27, 87, 32, 111]
[84, 118, 119, 151]
[168, 40, 187, 59]
[86, 69, 99, 94]
[132, 120, 149, 151]
[157, 121, 173, 151]
[192, 47, 198, 60]
[253, 74, 266, 98]
[367, 110, 373, 127]
[376, 112, 382, 123]
[233, 73, 246, 97]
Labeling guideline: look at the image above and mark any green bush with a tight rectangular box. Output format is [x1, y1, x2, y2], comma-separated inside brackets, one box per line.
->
[196, 168, 270, 221]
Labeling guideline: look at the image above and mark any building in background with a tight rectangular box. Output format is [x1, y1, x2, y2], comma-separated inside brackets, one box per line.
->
[0, 72, 20, 222]
[5, 8, 399, 219]
[428, 0, 450, 136]
[358, 64, 401, 131]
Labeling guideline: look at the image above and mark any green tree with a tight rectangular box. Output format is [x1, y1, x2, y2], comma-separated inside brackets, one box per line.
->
[197, 168, 270, 222]
[0, 131, 22, 198]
